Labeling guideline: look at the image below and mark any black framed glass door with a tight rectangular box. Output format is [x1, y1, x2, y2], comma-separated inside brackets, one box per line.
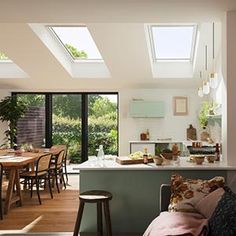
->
[15, 92, 118, 171]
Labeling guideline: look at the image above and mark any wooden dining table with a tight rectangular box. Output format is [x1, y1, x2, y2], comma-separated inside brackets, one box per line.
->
[0, 150, 55, 214]
[0, 147, 62, 214]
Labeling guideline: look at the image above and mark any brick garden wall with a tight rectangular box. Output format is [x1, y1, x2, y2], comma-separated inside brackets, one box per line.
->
[17, 107, 45, 147]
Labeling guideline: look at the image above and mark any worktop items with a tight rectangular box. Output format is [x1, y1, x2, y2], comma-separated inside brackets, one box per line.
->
[97, 145, 105, 162]
[143, 148, 149, 164]
[193, 155, 205, 165]
[207, 155, 216, 163]
[140, 133, 147, 140]
[187, 124, 197, 140]
[140, 129, 150, 140]
[187, 146, 215, 155]
[172, 143, 179, 155]
[116, 156, 153, 165]
[153, 156, 163, 165]
[215, 143, 220, 161]
[200, 127, 210, 141]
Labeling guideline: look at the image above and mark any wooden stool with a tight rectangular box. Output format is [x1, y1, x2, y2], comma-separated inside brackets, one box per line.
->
[73, 190, 112, 236]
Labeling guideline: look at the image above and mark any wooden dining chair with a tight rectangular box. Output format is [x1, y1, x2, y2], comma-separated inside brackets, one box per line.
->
[0, 163, 3, 220]
[62, 146, 69, 184]
[50, 144, 68, 184]
[20, 153, 53, 205]
[49, 149, 66, 193]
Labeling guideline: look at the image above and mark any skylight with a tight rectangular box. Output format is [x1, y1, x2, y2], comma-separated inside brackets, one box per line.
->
[0, 51, 10, 61]
[49, 26, 103, 60]
[150, 25, 196, 61]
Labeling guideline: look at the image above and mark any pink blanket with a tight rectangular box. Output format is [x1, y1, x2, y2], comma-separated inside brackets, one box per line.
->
[143, 211, 208, 236]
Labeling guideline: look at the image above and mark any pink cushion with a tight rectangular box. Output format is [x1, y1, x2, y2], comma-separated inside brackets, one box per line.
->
[195, 187, 225, 218]
[168, 175, 225, 213]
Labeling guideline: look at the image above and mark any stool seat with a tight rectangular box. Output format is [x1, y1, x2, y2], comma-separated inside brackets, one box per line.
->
[79, 190, 112, 202]
[73, 190, 113, 236]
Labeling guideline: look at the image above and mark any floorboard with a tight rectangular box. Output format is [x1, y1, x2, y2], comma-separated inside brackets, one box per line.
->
[0, 175, 140, 236]
[0, 175, 80, 233]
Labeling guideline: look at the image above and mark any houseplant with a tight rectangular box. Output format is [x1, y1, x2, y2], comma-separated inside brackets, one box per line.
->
[0, 96, 27, 148]
[198, 101, 218, 128]
[198, 101, 218, 141]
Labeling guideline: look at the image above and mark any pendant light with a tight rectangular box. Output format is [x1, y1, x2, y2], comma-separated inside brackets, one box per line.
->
[198, 71, 204, 97]
[198, 87, 204, 97]
[203, 45, 210, 95]
[209, 22, 218, 89]
[203, 81, 210, 94]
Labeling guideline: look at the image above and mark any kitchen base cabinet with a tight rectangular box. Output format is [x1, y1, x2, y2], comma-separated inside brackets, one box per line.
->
[79, 169, 227, 234]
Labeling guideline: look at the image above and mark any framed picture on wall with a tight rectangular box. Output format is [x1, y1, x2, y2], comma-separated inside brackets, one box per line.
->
[173, 96, 188, 116]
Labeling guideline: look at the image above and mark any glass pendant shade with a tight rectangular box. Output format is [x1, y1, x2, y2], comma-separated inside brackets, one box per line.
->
[209, 73, 218, 89]
[203, 81, 210, 94]
[198, 87, 204, 97]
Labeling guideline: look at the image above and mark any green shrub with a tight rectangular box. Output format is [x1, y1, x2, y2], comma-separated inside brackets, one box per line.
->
[52, 114, 117, 163]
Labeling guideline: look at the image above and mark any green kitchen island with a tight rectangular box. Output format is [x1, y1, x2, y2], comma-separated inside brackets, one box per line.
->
[77, 157, 234, 234]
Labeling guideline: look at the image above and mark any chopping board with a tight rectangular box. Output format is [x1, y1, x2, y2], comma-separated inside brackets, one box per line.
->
[187, 124, 197, 140]
[116, 156, 153, 165]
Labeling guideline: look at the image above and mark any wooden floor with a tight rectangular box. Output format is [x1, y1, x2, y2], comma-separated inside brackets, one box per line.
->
[0, 175, 140, 236]
[0, 175, 80, 233]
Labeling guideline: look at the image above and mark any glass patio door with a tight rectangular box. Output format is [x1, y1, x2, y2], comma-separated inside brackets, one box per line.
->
[88, 94, 118, 157]
[15, 92, 118, 172]
[52, 94, 82, 164]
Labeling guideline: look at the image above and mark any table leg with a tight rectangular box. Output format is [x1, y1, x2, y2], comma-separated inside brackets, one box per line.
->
[4, 168, 22, 214]
[14, 169, 22, 206]
[4, 169, 16, 214]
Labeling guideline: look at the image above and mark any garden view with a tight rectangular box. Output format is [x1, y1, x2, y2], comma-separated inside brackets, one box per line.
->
[17, 94, 118, 164]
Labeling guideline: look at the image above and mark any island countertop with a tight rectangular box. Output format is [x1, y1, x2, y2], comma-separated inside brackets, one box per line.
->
[78, 157, 232, 233]
[78, 156, 236, 171]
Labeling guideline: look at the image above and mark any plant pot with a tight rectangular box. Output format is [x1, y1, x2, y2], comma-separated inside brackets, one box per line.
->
[200, 127, 210, 141]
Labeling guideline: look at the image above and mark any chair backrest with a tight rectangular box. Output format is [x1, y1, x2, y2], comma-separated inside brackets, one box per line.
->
[0, 163, 2, 191]
[50, 145, 67, 154]
[55, 149, 65, 168]
[0, 163, 2, 218]
[51, 144, 67, 161]
[36, 153, 52, 174]
[160, 184, 171, 212]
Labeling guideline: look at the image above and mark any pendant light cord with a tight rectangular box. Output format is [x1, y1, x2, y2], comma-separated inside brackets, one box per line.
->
[205, 45, 208, 72]
[213, 22, 215, 60]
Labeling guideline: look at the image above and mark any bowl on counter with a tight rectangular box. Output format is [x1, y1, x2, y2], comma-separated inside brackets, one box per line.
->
[192, 155, 205, 165]
[206, 155, 216, 163]
[152, 156, 164, 165]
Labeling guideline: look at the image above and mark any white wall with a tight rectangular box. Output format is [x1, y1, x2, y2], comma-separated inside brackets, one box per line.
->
[224, 11, 236, 192]
[226, 11, 236, 166]
[119, 88, 202, 155]
[0, 89, 10, 145]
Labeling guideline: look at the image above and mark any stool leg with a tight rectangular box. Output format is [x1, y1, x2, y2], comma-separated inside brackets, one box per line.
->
[97, 202, 103, 236]
[73, 201, 84, 236]
[104, 201, 112, 236]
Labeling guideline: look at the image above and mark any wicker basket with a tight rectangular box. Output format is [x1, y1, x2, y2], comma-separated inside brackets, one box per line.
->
[161, 152, 173, 160]
[161, 151, 181, 160]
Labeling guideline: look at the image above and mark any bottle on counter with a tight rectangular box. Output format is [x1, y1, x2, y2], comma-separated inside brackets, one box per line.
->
[172, 143, 179, 161]
[146, 129, 150, 140]
[143, 147, 148, 164]
[215, 143, 220, 161]
[97, 145, 105, 162]
[172, 143, 179, 155]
